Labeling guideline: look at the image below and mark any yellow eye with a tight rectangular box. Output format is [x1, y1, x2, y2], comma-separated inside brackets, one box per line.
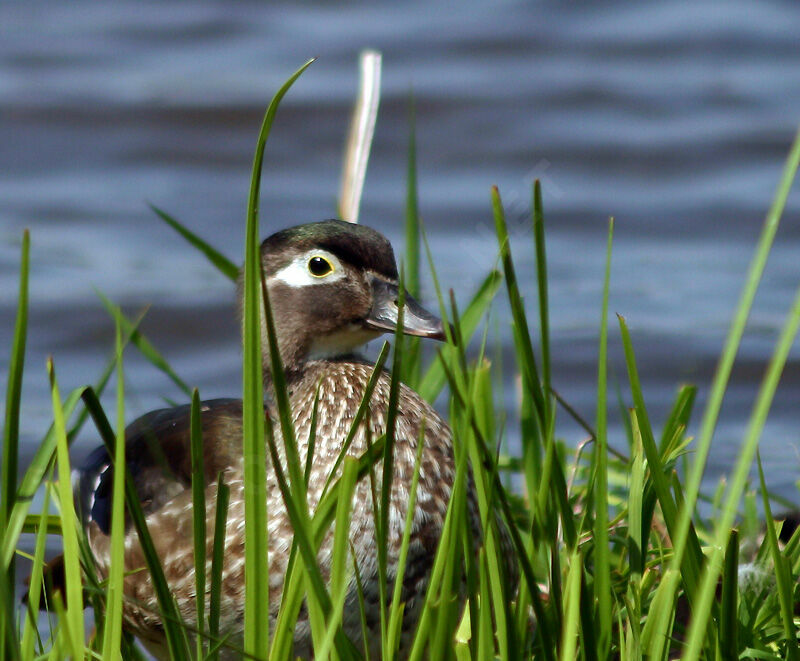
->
[308, 255, 334, 277]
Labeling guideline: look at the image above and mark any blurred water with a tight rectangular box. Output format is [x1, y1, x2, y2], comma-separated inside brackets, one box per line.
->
[2, 1, 800, 521]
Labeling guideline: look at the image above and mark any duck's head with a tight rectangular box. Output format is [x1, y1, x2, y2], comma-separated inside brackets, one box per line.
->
[245, 219, 445, 373]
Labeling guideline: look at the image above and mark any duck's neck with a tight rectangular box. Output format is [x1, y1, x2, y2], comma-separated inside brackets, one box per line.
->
[261, 353, 367, 396]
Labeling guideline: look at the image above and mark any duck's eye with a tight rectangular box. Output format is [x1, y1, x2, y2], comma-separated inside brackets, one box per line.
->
[308, 255, 334, 277]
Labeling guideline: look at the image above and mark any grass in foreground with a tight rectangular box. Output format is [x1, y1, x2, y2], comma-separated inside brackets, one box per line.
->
[3, 64, 800, 661]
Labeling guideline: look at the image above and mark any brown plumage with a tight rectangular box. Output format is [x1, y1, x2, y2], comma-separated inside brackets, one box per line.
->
[75, 219, 499, 658]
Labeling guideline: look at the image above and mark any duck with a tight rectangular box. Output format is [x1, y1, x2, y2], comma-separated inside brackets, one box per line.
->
[76, 219, 493, 658]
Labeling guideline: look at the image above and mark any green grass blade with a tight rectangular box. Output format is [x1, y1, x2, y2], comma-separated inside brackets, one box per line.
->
[149, 204, 239, 281]
[618, 317, 705, 590]
[682, 276, 800, 661]
[465, 361, 515, 659]
[315, 456, 359, 660]
[402, 100, 422, 387]
[436, 355, 555, 661]
[2, 230, 28, 613]
[320, 341, 390, 497]
[48, 360, 84, 658]
[490, 186, 545, 433]
[241, 57, 314, 657]
[628, 409, 645, 580]
[0, 565, 20, 661]
[670, 127, 800, 637]
[404, 97, 420, 300]
[0, 386, 84, 571]
[96, 291, 192, 398]
[593, 218, 614, 657]
[719, 529, 739, 661]
[417, 258, 501, 403]
[208, 474, 230, 661]
[21, 479, 51, 659]
[757, 453, 798, 660]
[532, 181, 551, 426]
[81, 387, 190, 660]
[560, 549, 583, 661]
[387, 423, 426, 655]
[642, 568, 680, 659]
[65, 309, 146, 445]
[190, 390, 207, 659]
[658, 385, 696, 454]
[378, 279, 406, 658]
[101, 320, 127, 658]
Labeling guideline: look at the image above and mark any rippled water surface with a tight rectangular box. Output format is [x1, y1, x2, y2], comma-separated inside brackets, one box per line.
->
[2, 2, 800, 512]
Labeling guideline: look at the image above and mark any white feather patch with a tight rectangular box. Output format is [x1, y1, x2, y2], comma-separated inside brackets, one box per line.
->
[271, 250, 346, 288]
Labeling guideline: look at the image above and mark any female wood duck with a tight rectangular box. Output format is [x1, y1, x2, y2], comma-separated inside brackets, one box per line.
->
[77, 219, 483, 658]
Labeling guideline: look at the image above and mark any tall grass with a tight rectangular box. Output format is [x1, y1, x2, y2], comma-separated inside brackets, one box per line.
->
[3, 61, 800, 661]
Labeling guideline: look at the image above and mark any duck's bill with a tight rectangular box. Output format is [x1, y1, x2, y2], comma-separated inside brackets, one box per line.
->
[365, 277, 446, 340]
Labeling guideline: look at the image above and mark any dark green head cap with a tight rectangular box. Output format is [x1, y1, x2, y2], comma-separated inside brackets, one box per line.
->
[261, 219, 398, 280]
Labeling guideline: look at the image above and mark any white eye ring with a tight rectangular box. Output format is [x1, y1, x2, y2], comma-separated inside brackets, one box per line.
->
[272, 250, 345, 288]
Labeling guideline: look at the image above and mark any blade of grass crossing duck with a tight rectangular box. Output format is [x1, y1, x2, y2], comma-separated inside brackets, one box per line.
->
[260, 254, 359, 658]
[404, 97, 420, 300]
[387, 425, 426, 656]
[407, 430, 469, 661]
[21, 479, 51, 659]
[48, 360, 84, 659]
[189, 390, 207, 659]
[351, 550, 371, 659]
[378, 275, 406, 659]
[402, 97, 422, 387]
[668, 127, 800, 638]
[81, 387, 191, 660]
[241, 57, 313, 657]
[149, 205, 239, 281]
[208, 473, 230, 661]
[314, 456, 359, 660]
[683, 283, 800, 661]
[304, 388, 321, 488]
[101, 320, 127, 658]
[262, 407, 356, 658]
[1, 231, 28, 644]
[269, 431, 387, 661]
[319, 341, 390, 497]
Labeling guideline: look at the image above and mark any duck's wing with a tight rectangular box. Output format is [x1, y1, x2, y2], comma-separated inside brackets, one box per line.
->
[77, 398, 244, 535]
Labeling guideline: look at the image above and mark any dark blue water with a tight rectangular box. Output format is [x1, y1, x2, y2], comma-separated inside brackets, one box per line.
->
[2, 1, 800, 530]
